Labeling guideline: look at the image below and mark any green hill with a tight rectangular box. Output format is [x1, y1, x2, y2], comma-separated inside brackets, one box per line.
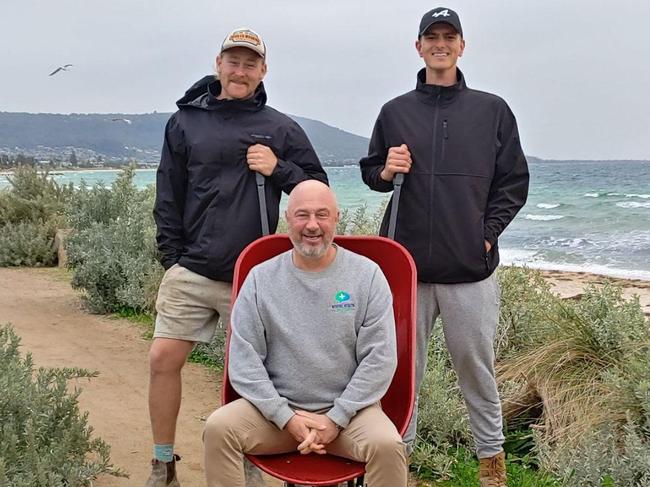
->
[0, 111, 369, 166]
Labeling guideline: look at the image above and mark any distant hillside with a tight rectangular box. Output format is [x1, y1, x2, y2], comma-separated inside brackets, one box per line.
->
[0, 111, 369, 165]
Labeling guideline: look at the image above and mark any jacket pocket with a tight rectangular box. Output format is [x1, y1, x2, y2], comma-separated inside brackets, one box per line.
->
[480, 222, 490, 272]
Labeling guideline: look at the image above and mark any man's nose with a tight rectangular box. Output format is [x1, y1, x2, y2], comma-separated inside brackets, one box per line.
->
[305, 215, 319, 229]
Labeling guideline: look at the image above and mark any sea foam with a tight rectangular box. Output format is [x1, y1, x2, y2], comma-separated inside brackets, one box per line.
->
[616, 201, 650, 209]
[536, 203, 560, 209]
[524, 214, 565, 221]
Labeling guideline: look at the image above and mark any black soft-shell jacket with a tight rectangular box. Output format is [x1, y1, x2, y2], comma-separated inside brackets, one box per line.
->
[154, 76, 328, 282]
[360, 69, 529, 283]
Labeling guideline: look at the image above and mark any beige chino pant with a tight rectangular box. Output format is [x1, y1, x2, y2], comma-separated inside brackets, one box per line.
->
[203, 399, 407, 487]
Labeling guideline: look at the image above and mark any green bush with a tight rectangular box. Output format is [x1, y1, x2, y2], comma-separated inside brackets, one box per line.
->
[0, 166, 72, 227]
[65, 168, 162, 313]
[497, 272, 650, 485]
[0, 166, 72, 267]
[336, 201, 386, 235]
[0, 221, 57, 266]
[0, 324, 125, 486]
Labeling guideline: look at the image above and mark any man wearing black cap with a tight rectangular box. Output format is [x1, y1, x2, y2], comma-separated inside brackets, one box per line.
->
[147, 27, 328, 487]
[360, 7, 529, 487]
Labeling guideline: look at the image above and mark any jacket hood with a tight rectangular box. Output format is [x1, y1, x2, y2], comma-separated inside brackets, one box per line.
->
[176, 75, 267, 112]
[415, 68, 466, 105]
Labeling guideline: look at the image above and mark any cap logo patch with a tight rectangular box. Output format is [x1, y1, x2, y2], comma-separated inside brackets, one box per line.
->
[432, 9, 451, 17]
[229, 31, 261, 46]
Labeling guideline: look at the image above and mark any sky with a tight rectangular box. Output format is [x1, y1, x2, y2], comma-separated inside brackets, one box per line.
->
[2, 0, 649, 160]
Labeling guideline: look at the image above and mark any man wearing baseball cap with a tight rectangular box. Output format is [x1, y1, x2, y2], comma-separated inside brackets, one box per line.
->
[147, 27, 327, 487]
[360, 7, 529, 486]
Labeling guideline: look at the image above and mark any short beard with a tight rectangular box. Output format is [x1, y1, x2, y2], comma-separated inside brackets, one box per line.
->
[289, 234, 332, 260]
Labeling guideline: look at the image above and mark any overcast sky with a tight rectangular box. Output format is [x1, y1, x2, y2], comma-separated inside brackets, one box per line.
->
[2, 0, 649, 160]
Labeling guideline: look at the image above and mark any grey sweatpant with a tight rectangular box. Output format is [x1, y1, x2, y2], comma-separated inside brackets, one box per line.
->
[404, 273, 504, 458]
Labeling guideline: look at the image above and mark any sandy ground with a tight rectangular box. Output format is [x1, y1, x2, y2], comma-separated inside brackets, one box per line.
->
[540, 269, 650, 316]
[1, 267, 648, 486]
[0, 267, 277, 486]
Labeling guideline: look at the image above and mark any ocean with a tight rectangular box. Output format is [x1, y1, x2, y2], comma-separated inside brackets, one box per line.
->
[2, 161, 649, 280]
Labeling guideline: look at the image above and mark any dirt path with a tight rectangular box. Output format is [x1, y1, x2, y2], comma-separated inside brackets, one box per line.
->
[0, 267, 282, 486]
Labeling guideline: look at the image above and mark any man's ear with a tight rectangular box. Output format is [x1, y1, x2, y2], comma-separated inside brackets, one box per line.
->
[215, 55, 223, 76]
[415, 39, 424, 59]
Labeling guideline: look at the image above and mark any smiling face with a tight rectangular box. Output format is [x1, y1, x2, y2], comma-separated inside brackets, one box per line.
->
[215, 47, 267, 100]
[286, 180, 339, 270]
[416, 23, 465, 85]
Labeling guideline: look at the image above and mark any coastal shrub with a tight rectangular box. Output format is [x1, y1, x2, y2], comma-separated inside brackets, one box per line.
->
[495, 266, 562, 359]
[65, 168, 161, 313]
[0, 165, 72, 227]
[0, 166, 73, 267]
[0, 221, 57, 266]
[497, 279, 650, 484]
[336, 201, 386, 235]
[0, 324, 125, 486]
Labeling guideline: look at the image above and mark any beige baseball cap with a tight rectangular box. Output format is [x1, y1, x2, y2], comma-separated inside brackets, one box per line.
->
[220, 27, 266, 58]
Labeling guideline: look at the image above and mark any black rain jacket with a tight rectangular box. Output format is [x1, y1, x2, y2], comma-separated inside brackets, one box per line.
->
[360, 69, 529, 283]
[154, 75, 328, 282]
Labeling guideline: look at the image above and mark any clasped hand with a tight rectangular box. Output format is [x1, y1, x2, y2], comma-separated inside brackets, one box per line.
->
[285, 410, 341, 455]
[246, 144, 278, 176]
[380, 144, 412, 182]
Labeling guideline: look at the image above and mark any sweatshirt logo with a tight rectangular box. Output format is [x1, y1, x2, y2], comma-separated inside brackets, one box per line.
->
[335, 291, 350, 302]
[332, 290, 355, 312]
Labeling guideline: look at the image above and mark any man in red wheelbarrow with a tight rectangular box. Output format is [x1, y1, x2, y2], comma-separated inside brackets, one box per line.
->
[203, 180, 408, 487]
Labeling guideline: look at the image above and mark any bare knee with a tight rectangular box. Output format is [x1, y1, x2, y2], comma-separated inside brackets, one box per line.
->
[149, 338, 193, 375]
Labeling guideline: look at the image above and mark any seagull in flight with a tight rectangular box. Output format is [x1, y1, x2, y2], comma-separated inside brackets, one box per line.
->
[111, 118, 132, 125]
[49, 64, 73, 76]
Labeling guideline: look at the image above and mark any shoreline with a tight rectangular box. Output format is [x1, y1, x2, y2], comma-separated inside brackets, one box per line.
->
[537, 268, 650, 316]
[0, 167, 157, 176]
[503, 260, 650, 283]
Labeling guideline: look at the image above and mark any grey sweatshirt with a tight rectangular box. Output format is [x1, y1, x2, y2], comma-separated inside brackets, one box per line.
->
[228, 246, 397, 429]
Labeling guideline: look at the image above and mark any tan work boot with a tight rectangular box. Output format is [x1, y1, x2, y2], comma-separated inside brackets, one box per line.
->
[479, 450, 507, 487]
[145, 454, 181, 487]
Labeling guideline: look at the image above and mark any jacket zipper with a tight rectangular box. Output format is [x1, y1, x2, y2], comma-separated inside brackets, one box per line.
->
[427, 94, 441, 266]
[441, 119, 448, 161]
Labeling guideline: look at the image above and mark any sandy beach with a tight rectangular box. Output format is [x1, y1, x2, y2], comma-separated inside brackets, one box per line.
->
[540, 269, 650, 315]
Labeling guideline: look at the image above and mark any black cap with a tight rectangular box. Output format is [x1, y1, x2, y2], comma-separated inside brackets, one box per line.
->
[419, 7, 463, 38]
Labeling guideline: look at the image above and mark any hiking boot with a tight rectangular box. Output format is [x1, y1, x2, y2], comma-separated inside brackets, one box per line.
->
[479, 450, 507, 487]
[145, 454, 181, 487]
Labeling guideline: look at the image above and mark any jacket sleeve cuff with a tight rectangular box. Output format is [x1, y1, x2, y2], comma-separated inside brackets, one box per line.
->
[326, 405, 352, 429]
[372, 167, 396, 193]
[273, 405, 296, 430]
[269, 158, 289, 181]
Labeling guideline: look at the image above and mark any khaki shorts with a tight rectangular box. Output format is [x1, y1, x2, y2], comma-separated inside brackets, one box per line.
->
[154, 264, 232, 343]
